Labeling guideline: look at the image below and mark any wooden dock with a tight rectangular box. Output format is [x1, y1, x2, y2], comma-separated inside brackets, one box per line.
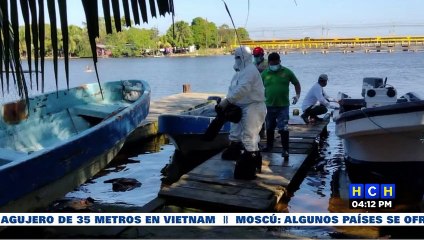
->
[158, 115, 330, 212]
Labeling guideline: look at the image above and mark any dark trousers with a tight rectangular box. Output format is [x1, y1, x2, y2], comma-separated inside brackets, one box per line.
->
[303, 105, 328, 118]
[266, 106, 289, 132]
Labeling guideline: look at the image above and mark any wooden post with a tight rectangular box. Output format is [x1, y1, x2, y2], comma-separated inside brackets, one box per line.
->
[182, 84, 191, 93]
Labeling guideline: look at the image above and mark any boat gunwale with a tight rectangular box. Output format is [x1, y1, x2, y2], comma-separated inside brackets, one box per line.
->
[158, 113, 230, 135]
[335, 99, 424, 124]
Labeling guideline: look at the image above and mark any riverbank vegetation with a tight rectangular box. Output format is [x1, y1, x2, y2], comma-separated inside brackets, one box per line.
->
[18, 17, 249, 58]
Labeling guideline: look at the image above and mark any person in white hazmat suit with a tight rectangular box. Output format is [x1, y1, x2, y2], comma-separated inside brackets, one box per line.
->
[217, 46, 267, 180]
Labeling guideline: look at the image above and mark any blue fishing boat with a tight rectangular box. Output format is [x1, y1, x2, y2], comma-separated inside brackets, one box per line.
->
[0, 80, 150, 212]
[158, 97, 231, 156]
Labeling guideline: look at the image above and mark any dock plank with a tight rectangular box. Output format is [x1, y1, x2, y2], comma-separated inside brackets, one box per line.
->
[159, 152, 310, 210]
[171, 179, 274, 199]
[160, 184, 275, 211]
[157, 101, 330, 211]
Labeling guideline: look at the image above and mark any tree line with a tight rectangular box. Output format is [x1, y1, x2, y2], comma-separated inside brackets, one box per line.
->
[18, 17, 249, 58]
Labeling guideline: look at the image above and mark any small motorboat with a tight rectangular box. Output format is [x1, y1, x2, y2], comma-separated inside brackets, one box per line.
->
[158, 96, 230, 156]
[333, 77, 424, 200]
[0, 80, 151, 212]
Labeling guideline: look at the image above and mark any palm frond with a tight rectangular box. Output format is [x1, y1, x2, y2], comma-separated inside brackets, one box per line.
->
[0, 28, 3, 96]
[122, 0, 131, 27]
[20, 0, 32, 88]
[130, 0, 140, 25]
[28, 0, 39, 91]
[102, 0, 112, 34]
[38, 0, 45, 92]
[58, 0, 69, 90]
[81, 0, 103, 98]
[157, 0, 169, 16]
[47, 0, 58, 94]
[1, 0, 11, 92]
[0, 0, 174, 105]
[148, 0, 156, 18]
[111, 0, 121, 32]
[10, 0, 24, 96]
[138, 0, 148, 23]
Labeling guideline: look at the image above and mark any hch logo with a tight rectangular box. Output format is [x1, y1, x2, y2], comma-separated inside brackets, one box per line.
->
[349, 184, 395, 199]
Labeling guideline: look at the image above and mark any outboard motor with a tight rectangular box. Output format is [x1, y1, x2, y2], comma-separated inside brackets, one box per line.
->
[362, 77, 397, 108]
[398, 92, 422, 102]
[361, 77, 384, 97]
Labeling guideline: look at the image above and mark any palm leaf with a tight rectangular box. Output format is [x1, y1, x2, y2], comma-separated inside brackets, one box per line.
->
[81, 0, 103, 98]
[148, 0, 156, 18]
[102, 0, 112, 34]
[111, 0, 121, 32]
[1, 0, 11, 92]
[20, 0, 32, 89]
[38, 0, 45, 92]
[169, 0, 175, 38]
[130, 0, 140, 25]
[122, 0, 131, 27]
[10, 0, 23, 95]
[157, 0, 169, 16]
[7, 0, 29, 104]
[0, 27, 3, 96]
[0, 0, 175, 105]
[58, 0, 69, 90]
[47, 0, 58, 94]
[28, 0, 39, 91]
[137, 0, 148, 23]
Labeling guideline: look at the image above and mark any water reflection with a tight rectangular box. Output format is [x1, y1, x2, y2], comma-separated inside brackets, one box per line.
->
[60, 135, 173, 209]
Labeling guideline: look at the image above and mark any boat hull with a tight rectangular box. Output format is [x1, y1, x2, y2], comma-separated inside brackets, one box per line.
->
[335, 99, 424, 201]
[158, 103, 231, 155]
[339, 126, 424, 163]
[0, 80, 150, 212]
[0, 139, 125, 212]
[335, 101, 424, 163]
[167, 133, 230, 154]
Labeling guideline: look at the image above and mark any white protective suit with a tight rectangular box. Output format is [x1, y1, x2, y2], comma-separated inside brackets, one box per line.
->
[226, 46, 266, 152]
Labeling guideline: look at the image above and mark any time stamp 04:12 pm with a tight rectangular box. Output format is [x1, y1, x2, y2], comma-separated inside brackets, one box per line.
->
[349, 184, 395, 209]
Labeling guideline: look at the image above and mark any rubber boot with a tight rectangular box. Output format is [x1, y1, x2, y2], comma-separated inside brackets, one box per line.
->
[221, 141, 243, 160]
[234, 151, 257, 180]
[301, 108, 310, 124]
[262, 130, 274, 152]
[254, 151, 262, 173]
[279, 130, 289, 158]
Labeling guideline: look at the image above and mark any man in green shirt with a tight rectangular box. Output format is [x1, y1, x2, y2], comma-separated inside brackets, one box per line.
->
[261, 52, 301, 158]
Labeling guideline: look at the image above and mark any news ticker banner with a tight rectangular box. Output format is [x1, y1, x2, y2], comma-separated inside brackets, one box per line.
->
[2, 213, 424, 226]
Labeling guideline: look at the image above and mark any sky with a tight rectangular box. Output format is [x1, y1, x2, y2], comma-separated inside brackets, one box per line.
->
[66, 0, 424, 39]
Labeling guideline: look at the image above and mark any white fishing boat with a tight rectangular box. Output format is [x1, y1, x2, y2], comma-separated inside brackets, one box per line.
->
[334, 77, 424, 200]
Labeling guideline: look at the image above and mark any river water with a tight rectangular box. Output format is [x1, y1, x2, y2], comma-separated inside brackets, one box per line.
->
[4, 52, 424, 238]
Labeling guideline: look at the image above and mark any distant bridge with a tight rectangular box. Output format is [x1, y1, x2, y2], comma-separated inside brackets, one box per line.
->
[235, 36, 424, 54]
